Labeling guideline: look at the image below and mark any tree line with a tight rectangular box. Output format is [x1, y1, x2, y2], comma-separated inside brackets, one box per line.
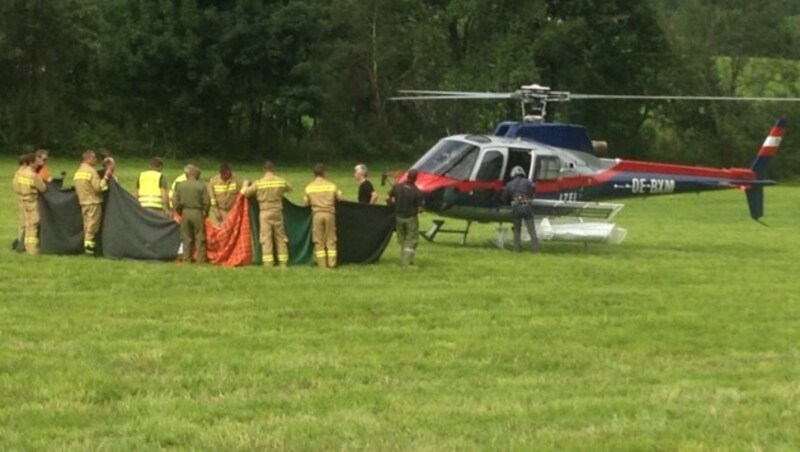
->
[2, 0, 800, 176]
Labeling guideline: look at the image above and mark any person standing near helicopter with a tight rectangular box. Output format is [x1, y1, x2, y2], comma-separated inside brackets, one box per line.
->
[503, 166, 540, 253]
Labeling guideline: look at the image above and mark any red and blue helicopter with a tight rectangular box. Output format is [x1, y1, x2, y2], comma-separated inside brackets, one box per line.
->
[389, 84, 794, 246]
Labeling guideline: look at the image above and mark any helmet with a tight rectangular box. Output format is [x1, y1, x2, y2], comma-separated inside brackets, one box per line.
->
[510, 166, 526, 178]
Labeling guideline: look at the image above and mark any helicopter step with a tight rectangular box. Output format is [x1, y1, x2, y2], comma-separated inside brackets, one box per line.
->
[421, 220, 473, 245]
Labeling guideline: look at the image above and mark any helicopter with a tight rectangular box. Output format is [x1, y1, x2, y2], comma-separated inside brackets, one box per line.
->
[387, 84, 795, 247]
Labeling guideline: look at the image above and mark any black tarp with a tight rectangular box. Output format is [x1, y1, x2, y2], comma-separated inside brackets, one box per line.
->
[100, 180, 181, 261]
[336, 201, 396, 264]
[39, 180, 85, 255]
[39, 179, 180, 260]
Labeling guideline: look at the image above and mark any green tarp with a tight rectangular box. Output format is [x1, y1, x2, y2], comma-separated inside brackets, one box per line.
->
[248, 198, 396, 265]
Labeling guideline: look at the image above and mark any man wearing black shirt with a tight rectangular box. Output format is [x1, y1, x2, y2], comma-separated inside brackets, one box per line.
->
[354, 164, 378, 204]
[388, 169, 424, 265]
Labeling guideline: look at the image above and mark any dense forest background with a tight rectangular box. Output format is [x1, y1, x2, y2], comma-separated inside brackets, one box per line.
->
[2, 0, 800, 175]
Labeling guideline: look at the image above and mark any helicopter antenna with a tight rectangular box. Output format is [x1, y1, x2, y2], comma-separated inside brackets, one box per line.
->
[390, 85, 800, 122]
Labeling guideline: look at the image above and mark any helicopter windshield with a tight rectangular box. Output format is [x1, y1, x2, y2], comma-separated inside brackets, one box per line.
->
[413, 140, 480, 177]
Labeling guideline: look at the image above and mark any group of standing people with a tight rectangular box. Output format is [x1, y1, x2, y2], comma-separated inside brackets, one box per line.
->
[134, 159, 420, 268]
[13, 150, 427, 265]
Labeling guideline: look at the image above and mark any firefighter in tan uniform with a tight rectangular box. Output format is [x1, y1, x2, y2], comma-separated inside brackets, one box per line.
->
[241, 161, 292, 267]
[208, 163, 241, 226]
[303, 163, 342, 268]
[73, 150, 109, 255]
[13, 153, 47, 253]
[13, 153, 34, 247]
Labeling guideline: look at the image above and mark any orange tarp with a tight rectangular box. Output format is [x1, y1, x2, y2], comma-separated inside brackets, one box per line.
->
[206, 195, 252, 266]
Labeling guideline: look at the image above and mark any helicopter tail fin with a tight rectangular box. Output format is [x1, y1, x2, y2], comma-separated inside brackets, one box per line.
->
[750, 118, 785, 178]
[744, 118, 785, 221]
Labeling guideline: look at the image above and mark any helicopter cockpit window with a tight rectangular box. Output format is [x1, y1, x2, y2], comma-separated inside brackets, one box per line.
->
[475, 150, 504, 181]
[412, 140, 480, 177]
[444, 147, 479, 180]
[535, 156, 561, 181]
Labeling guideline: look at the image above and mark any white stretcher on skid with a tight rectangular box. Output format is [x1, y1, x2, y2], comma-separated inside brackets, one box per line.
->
[423, 198, 627, 248]
[501, 199, 626, 247]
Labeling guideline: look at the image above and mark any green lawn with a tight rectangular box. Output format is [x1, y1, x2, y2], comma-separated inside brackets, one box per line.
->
[1, 157, 799, 450]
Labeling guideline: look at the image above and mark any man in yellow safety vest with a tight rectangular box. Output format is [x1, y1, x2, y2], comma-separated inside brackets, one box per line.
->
[134, 157, 170, 215]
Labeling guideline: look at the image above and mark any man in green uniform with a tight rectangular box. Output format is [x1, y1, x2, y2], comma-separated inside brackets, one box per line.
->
[241, 161, 292, 267]
[173, 165, 210, 263]
[388, 169, 424, 265]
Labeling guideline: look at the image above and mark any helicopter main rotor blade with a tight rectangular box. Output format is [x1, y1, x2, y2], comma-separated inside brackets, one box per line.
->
[570, 94, 800, 102]
[398, 89, 514, 96]
[389, 94, 515, 101]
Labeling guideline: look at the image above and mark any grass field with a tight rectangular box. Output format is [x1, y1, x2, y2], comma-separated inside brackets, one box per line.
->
[1, 157, 799, 450]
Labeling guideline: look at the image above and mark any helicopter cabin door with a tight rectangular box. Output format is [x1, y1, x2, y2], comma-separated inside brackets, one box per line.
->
[532, 154, 562, 200]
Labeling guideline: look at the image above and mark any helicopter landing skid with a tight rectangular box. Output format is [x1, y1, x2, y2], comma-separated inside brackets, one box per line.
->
[421, 220, 472, 245]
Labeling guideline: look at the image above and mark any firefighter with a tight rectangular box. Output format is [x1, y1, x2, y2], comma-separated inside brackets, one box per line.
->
[208, 163, 241, 226]
[173, 165, 210, 263]
[73, 150, 110, 255]
[303, 163, 342, 268]
[13, 154, 34, 248]
[502, 165, 540, 253]
[13, 153, 46, 253]
[34, 149, 53, 183]
[387, 169, 424, 265]
[241, 161, 292, 267]
[134, 157, 170, 215]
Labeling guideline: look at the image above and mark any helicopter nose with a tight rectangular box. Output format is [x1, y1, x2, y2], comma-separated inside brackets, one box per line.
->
[410, 171, 457, 193]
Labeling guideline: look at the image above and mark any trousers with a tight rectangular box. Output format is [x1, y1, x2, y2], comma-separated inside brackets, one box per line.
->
[81, 203, 103, 254]
[180, 208, 207, 263]
[22, 199, 40, 254]
[512, 202, 540, 253]
[259, 209, 289, 266]
[312, 212, 337, 268]
[395, 216, 419, 265]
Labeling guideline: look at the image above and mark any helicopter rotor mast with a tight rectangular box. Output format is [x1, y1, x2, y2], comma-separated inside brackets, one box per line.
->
[392, 84, 570, 122]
